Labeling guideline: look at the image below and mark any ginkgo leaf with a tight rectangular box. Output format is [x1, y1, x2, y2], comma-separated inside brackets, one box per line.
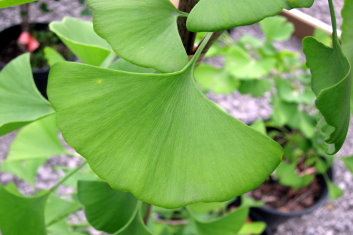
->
[44, 47, 65, 67]
[109, 59, 157, 74]
[238, 79, 272, 97]
[225, 46, 276, 79]
[6, 115, 67, 162]
[49, 17, 114, 66]
[0, 54, 53, 136]
[342, 155, 353, 174]
[238, 222, 266, 235]
[45, 194, 81, 227]
[187, 0, 314, 32]
[191, 207, 249, 235]
[342, 0, 353, 62]
[260, 16, 294, 42]
[48, 35, 282, 208]
[1, 115, 67, 185]
[251, 119, 266, 135]
[1, 159, 45, 186]
[0, 0, 36, 8]
[195, 63, 239, 94]
[325, 178, 344, 200]
[88, 0, 188, 72]
[78, 181, 137, 234]
[0, 186, 48, 235]
[276, 78, 315, 105]
[275, 162, 314, 189]
[341, 0, 353, 113]
[303, 36, 351, 154]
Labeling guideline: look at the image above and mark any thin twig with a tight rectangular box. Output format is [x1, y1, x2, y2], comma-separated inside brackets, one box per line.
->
[143, 204, 153, 225]
[46, 204, 83, 227]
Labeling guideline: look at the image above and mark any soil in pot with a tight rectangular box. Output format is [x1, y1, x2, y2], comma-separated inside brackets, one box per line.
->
[250, 176, 321, 212]
[248, 126, 332, 228]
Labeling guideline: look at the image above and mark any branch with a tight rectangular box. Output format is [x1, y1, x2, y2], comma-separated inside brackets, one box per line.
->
[196, 31, 225, 63]
[177, 0, 197, 54]
[143, 204, 153, 225]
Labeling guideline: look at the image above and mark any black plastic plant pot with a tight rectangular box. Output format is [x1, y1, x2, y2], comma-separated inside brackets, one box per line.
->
[250, 166, 333, 230]
[0, 23, 50, 98]
[227, 197, 272, 235]
[249, 210, 273, 235]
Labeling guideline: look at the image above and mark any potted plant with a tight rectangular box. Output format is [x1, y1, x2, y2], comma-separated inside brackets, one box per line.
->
[195, 14, 351, 228]
[0, 0, 352, 234]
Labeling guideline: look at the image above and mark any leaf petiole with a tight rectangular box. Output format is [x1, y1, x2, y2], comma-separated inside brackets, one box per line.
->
[47, 161, 87, 195]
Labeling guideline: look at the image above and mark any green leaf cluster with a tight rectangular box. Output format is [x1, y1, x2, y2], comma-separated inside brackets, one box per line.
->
[77, 181, 266, 235]
[46, 6, 284, 208]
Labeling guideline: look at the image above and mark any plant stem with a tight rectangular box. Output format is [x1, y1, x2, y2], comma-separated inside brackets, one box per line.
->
[191, 33, 213, 67]
[143, 204, 153, 225]
[47, 161, 87, 195]
[327, 0, 339, 45]
[196, 31, 225, 63]
[177, 0, 197, 54]
[46, 204, 83, 227]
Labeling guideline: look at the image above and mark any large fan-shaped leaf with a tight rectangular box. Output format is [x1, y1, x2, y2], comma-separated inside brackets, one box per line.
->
[78, 181, 137, 234]
[0, 0, 36, 8]
[0, 186, 48, 235]
[49, 17, 114, 66]
[0, 54, 53, 136]
[187, 0, 314, 32]
[303, 37, 351, 154]
[48, 36, 282, 208]
[88, 0, 188, 72]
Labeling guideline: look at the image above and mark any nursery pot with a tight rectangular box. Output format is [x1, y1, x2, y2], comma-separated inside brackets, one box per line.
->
[228, 197, 272, 235]
[0, 23, 51, 98]
[249, 210, 273, 235]
[251, 166, 333, 229]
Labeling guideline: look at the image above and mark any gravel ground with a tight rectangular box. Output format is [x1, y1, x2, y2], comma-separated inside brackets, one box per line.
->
[301, 0, 344, 27]
[1, 0, 352, 235]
